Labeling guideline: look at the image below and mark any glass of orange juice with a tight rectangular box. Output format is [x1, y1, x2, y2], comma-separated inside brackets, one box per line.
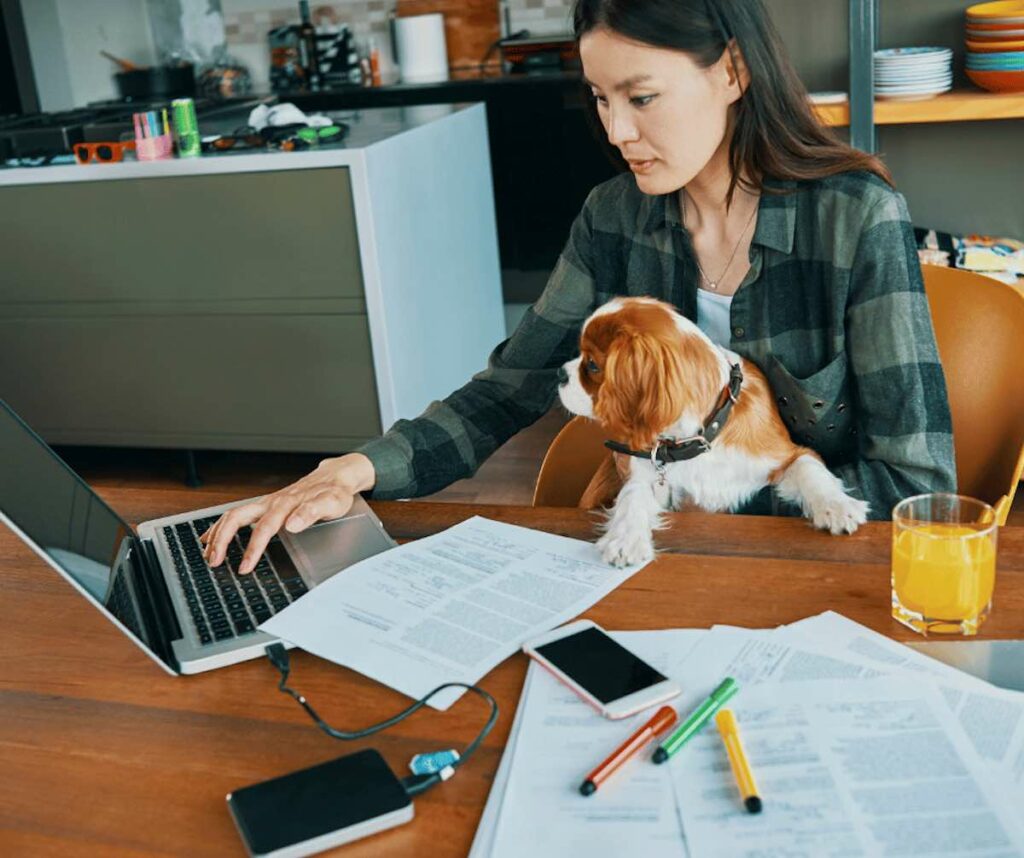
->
[891, 493, 998, 635]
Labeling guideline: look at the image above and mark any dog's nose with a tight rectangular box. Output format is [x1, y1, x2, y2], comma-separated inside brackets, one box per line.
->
[556, 366, 569, 385]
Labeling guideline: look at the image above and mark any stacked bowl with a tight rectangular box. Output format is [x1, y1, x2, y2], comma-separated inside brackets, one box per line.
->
[966, 1, 1024, 92]
[874, 47, 953, 100]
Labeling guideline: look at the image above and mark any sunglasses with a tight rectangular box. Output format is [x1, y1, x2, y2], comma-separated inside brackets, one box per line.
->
[73, 141, 136, 164]
[201, 124, 303, 153]
[199, 125, 269, 153]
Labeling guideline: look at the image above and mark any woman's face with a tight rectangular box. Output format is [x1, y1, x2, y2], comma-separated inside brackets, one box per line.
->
[579, 26, 738, 195]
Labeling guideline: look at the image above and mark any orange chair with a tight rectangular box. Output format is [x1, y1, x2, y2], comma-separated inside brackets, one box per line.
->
[921, 265, 1024, 525]
[533, 267, 1024, 522]
[531, 414, 609, 507]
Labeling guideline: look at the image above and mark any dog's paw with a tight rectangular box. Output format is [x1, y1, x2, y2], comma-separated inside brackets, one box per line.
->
[810, 493, 869, 535]
[597, 529, 655, 567]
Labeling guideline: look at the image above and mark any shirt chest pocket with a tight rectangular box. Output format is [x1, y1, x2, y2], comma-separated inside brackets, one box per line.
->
[763, 351, 855, 462]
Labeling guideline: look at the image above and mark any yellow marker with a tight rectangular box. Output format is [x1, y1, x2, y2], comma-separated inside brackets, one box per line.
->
[162, 107, 170, 136]
[715, 709, 762, 813]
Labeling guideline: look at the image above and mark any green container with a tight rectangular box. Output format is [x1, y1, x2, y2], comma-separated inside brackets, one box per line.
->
[171, 97, 201, 158]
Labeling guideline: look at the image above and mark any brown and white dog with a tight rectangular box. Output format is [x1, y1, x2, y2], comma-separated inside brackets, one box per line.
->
[557, 297, 868, 566]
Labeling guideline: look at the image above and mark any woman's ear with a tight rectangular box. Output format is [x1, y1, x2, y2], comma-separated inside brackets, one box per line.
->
[595, 331, 688, 450]
[720, 39, 750, 101]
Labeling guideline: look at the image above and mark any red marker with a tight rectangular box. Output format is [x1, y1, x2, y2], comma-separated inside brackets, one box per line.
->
[579, 705, 678, 796]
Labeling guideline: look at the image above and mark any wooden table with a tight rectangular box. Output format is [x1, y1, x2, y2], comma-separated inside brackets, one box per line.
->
[2, 492, 1022, 857]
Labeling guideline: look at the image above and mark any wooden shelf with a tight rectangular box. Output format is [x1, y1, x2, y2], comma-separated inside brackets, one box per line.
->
[813, 90, 1024, 127]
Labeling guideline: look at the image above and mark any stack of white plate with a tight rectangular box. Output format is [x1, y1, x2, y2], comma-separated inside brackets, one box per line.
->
[874, 47, 954, 100]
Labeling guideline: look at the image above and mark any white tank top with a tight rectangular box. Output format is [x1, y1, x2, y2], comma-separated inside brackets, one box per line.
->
[696, 288, 734, 348]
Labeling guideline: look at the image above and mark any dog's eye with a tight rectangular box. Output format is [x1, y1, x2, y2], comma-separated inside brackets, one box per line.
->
[586, 359, 601, 374]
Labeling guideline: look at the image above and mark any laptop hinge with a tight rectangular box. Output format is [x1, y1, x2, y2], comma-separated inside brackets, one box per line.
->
[131, 536, 182, 673]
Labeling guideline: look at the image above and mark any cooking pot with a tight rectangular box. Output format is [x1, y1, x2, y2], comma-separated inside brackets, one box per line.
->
[114, 64, 196, 100]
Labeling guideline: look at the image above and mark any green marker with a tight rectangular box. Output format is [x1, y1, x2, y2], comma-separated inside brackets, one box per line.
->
[652, 677, 738, 764]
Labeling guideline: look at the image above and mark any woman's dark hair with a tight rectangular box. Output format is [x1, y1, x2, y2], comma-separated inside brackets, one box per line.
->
[573, 0, 893, 205]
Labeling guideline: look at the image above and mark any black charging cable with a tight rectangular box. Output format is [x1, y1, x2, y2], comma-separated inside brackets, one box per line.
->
[265, 643, 499, 797]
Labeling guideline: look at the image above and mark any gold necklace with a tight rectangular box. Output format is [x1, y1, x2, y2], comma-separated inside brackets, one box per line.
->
[683, 189, 759, 291]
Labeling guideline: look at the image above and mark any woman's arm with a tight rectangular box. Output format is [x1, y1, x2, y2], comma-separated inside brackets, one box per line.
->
[356, 196, 600, 499]
[833, 191, 957, 517]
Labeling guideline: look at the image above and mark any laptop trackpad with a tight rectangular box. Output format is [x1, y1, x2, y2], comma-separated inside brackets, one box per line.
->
[283, 515, 394, 586]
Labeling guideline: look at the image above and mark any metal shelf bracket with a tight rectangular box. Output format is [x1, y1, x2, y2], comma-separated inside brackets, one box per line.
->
[849, 0, 878, 153]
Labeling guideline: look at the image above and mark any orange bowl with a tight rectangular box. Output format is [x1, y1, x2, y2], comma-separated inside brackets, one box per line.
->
[966, 37, 1024, 50]
[966, 67, 1024, 90]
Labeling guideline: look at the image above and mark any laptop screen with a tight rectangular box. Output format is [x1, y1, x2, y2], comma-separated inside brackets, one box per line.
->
[0, 398, 165, 663]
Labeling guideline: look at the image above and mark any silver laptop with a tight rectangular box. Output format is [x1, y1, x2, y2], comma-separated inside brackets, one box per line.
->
[0, 398, 396, 675]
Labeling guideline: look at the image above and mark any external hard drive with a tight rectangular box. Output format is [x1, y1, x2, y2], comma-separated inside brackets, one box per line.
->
[227, 749, 414, 858]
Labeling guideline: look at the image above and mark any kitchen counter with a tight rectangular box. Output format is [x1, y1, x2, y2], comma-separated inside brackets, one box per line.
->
[0, 102, 479, 185]
[0, 103, 505, 453]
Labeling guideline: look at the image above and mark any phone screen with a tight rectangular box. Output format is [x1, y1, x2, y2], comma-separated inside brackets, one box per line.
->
[535, 627, 668, 703]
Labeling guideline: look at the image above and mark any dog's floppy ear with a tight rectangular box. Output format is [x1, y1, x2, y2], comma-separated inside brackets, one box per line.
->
[596, 329, 687, 450]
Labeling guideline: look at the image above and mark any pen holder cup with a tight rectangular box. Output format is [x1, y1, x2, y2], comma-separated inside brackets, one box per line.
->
[136, 133, 174, 161]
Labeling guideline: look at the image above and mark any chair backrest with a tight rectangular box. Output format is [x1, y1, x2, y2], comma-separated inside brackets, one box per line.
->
[532, 415, 608, 507]
[922, 265, 1024, 524]
[532, 269, 1024, 519]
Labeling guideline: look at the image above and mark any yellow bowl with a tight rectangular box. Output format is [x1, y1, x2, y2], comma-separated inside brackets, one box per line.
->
[966, 37, 1024, 50]
[966, 67, 1024, 90]
[967, 1, 1024, 21]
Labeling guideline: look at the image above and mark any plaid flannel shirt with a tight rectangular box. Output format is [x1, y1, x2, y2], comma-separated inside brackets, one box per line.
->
[358, 170, 956, 519]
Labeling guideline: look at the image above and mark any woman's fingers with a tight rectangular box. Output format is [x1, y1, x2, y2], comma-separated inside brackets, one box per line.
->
[203, 500, 268, 567]
[236, 494, 307, 574]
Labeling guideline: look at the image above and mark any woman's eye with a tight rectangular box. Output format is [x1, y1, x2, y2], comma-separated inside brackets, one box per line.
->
[586, 359, 601, 374]
[592, 93, 608, 106]
[630, 94, 657, 107]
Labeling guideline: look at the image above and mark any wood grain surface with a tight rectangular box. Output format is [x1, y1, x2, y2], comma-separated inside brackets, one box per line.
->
[2, 491, 1022, 857]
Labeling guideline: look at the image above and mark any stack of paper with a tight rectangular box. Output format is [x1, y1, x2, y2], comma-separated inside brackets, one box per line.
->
[261, 516, 650, 709]
[471, 613, 1024, 857]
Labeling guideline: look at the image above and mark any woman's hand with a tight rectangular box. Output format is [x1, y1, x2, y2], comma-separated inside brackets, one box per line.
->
[199, 453, 376, 575]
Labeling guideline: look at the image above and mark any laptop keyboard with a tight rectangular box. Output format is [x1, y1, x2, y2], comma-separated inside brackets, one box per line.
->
[162, 516, 309, 646]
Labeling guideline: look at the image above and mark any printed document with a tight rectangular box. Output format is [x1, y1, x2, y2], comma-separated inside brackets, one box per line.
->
[669, 676, 1024, 857]
[260, 516, 650, 709]
[477, 630, 704, 858]
[774, 612, 1024, 789]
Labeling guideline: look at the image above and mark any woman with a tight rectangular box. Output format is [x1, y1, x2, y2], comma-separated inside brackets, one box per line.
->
[204, 0, 955, 574]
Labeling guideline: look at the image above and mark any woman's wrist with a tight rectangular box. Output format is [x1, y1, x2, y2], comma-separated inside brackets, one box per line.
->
[325, 452, 376, 495]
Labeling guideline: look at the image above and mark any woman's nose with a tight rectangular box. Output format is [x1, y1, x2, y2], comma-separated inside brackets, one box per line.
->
[606, 109, 638, 145]
[557, 366, 569, 385]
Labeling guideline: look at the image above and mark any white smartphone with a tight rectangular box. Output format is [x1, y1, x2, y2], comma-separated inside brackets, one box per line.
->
[522, 619, 681, 719]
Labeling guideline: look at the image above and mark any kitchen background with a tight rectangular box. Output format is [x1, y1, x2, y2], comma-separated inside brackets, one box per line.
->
[15, 0, 1024, 249]
[20, 0, 575, 106]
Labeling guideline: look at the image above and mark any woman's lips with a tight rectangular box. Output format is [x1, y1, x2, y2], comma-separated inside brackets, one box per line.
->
[628, 158, 657, 174]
